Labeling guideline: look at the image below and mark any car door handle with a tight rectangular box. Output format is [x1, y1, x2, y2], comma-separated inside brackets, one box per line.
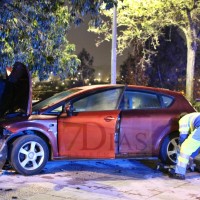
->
[104, 116, 115, 122]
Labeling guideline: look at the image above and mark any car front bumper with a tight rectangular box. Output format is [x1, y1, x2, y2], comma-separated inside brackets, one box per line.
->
[0, 139, 7, 170]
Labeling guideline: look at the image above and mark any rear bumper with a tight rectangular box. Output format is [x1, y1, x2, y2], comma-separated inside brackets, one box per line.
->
[0, 139, 7, 170]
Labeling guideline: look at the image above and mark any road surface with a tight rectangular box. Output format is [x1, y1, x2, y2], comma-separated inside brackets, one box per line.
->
[0, 158, 200, 200]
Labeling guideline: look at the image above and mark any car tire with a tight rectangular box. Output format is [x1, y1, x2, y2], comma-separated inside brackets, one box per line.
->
[159, 132, 179, 165]
[9, 135, 49, 175]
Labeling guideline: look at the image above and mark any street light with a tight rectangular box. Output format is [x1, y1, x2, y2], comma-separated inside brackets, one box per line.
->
[98, 72, 101, 82]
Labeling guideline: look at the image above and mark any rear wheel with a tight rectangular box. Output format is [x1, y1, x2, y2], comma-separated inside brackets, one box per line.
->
[9, 135, 49, 175]
[159, 132, 179, 165]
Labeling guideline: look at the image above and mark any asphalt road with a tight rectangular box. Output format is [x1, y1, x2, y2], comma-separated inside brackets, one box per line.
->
[0, 158, 200, 200]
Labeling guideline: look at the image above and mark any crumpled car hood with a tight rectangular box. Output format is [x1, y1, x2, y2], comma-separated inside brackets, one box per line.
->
[0, 62, 32, 118]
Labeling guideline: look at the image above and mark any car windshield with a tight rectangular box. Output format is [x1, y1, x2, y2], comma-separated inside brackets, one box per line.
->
[32, 88, 81, 113]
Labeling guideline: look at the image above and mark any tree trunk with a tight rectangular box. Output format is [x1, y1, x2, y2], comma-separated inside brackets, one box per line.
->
[184, 9, 197, 102]
[186, 42, 196, 102]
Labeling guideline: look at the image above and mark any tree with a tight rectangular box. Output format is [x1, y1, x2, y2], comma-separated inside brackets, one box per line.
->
[72, 48, 95, 85]
[147, 27, 187, 91]
[89, 0, 200, 101]
[119, 40, 149, 85]
[0, 0, 80, 80]
[69, 0, 116, 27]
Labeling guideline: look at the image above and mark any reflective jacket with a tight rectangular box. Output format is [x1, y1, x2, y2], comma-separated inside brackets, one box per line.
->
[179, 112, 200, 144]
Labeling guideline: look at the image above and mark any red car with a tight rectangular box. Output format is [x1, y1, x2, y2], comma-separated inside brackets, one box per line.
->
[0, 67, 196, 175]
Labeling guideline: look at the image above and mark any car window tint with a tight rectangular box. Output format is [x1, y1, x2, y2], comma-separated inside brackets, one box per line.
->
[161, 95, 173, 107]
[120, 91, 161, 110]
[73, 88, 122, 111]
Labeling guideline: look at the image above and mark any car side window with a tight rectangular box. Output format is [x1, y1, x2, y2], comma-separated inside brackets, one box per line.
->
[44, 104, 64, 115]
[73, 88, 122, 111]
[49, 105, 63, 113]
[161, 95, 173, 107]
[120, 91, 161, 110]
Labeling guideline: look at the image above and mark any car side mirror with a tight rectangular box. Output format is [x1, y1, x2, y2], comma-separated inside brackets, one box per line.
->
[65, 103, 74, 117]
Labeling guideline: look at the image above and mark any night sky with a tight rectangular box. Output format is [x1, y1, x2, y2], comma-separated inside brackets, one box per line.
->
[67, 22, 129, 81]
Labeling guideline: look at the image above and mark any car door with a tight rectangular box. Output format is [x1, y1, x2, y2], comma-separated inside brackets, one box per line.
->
[118, 90, 175, 156]
[57, 88, 123, 159]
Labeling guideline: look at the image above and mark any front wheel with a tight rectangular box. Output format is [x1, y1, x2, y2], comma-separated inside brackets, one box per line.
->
[9, 135, 49, 175]
[159, 132, 179, 165]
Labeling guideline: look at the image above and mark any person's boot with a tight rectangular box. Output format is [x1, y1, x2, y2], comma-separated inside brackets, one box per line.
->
[187, 157, 196, 172]
[169, 169, 185, 180]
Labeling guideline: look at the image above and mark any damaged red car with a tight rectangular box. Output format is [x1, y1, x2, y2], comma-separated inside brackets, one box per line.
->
[0, 65, 196, 175]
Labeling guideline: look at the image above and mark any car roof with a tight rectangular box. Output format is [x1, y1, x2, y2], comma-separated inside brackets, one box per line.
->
[74, 84, 182, 96]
